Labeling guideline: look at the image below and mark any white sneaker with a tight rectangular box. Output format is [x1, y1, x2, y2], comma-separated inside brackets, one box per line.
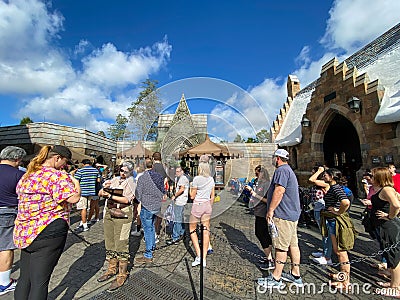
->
[312, 256, 332, 265]
[192, 257, 201, 267]
[155, 234, 160, 244]
[311, 251, 323, 258]
[191, 257, 206, 267]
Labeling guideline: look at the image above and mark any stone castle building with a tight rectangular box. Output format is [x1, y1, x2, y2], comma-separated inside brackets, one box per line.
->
[271, 23, 400, 196]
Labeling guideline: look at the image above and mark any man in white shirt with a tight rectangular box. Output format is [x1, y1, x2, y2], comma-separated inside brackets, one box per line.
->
[166, 167, 189, 245]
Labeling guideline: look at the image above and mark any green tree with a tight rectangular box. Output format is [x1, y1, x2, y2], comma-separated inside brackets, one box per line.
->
[97, 131, 106, 137]
[233, 134, 243, 143]
[245, 137, 257, 143]
[20, 117, 33, 125]
[108, 114, 128, 140]
[128, 79, 161, 141]
[256, 129, 271, 143]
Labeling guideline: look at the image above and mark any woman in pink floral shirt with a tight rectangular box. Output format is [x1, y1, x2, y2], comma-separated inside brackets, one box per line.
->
[13, 145, 81, 300]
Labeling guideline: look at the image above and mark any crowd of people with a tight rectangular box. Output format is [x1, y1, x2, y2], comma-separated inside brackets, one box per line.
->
[247, 149, 400, 296]
[1, 144, 400, 297]
[0, 145, 216, 297]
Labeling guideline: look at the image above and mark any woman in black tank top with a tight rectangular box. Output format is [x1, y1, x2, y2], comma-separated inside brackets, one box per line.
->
[371, 167, 400, 290]
[370, 188, 391, 228]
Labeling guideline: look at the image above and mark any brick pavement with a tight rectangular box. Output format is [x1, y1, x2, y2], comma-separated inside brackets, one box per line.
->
[4, 192, 387, 299]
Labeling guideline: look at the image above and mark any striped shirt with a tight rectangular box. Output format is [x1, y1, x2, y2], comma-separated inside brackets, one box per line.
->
[324, 184, 347, 209]
[74, 166, 101, 197]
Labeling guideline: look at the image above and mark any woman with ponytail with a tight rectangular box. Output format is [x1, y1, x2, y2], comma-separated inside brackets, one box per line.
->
[320, 168, 356, 291]
[13, 145, 81, 300]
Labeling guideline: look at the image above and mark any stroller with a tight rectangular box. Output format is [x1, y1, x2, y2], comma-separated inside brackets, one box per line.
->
[298, 186, 315, 228]
[163, 203, 174, 237]
[235, 177, 253, 205]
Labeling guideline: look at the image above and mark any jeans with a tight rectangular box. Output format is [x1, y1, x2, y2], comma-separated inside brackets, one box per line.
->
[172, 204, 185, 241]
[314, 209, 321, 229]
[314, 209, 332, 259]
[140, 207, 159, 259]
[323, 219, 335, 259]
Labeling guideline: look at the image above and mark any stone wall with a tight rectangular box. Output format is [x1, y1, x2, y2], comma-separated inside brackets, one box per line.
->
[271, 24, 400, 190]
[221, 143, 277, 183]
[292, 59, 399, 186]
[0, 122, 116, 164]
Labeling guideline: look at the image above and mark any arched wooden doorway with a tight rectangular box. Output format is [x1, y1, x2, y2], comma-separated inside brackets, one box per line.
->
[323, 114, 362, 194]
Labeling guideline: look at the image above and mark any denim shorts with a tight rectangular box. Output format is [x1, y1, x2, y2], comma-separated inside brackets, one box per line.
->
[0, 207, 18, 251]
[326, 219, 336, 235]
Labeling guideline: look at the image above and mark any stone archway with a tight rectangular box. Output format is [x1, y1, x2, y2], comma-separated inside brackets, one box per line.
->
[323, 114, 362, 194]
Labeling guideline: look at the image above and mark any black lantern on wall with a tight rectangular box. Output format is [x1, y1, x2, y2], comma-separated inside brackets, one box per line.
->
[347, 96, 362, 113]
[301, 115, 311, 127]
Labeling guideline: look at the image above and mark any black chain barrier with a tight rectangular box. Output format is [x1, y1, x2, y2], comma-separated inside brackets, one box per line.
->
[207, 228, 400, 268]
[66, 220, 400, 294]
[68, 222, 400, 269]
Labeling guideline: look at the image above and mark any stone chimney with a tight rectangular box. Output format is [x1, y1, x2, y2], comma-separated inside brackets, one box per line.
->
[287, 75, 300, 99]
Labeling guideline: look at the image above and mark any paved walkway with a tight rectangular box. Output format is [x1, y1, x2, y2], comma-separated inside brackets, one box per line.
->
[5, 191, 387, 299]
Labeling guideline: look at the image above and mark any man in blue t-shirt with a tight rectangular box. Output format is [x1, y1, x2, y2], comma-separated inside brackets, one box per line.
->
[0, 146, 26, 295]
[259, 149, 302, 289]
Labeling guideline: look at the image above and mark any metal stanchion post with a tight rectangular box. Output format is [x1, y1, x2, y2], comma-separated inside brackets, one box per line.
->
[199, 223, 204, 300]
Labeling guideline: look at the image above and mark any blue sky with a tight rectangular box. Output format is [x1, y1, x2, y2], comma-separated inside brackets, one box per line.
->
[0, 0, 399, 141]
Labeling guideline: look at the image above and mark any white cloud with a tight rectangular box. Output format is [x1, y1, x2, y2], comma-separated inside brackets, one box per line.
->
[0, 0, 172, 132]
[208, 77, 287, 141]
[82, 38, 171, 89]
[249, 78, 287, 126]
[74, 40, 90, 56]
[321, 0, 400, 53]
[295, 46, 311, 67]
[208, 78, 286, 141]
[0, 0, 73, 95]
[294, 52, 339, 87]
[0, 0, 64, 58]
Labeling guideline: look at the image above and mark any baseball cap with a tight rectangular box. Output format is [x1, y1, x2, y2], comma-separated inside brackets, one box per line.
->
[273, 149, 289, 159]
[52, 145, 73, 164]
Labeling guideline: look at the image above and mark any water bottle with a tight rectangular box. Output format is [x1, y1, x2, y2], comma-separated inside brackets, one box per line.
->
[268, 220, 279, 238]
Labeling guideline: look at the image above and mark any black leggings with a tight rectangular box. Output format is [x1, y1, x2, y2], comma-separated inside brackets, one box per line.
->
[14, 219, 68, 300]
[255, 216, 272, 249]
